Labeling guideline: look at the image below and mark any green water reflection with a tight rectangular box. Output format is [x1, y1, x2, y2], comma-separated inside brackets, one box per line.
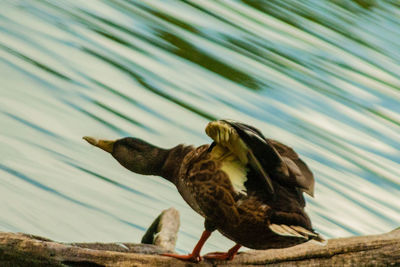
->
[0, 0, 399, 253]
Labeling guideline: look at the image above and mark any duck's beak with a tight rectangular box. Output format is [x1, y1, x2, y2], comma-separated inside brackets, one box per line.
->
[83, 136, 115, 153]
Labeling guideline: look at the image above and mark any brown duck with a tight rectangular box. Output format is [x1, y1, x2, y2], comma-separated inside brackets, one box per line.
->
[83, 119, 325, 262]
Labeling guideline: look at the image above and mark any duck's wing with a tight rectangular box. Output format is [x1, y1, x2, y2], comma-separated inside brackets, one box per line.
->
[270, 140, 315, 196]
[206, 120, 279, 194]
[205, 120, 314, 197]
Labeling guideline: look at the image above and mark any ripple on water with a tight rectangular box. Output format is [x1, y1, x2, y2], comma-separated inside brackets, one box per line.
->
[0, 0, 399, 253]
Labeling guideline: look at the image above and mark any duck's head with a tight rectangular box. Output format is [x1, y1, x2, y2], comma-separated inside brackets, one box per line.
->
[83, 136, 168, 176]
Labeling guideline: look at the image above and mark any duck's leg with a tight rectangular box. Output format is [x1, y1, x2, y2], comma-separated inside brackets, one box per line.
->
[203, 243, 242, 260]
[162, 230, 211, 262]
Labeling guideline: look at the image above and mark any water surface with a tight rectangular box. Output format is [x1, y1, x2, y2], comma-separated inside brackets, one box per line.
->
[0, 0, 399, 253]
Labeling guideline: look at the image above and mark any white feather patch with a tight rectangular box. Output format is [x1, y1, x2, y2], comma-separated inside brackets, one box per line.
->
[221, 156, 248, 194]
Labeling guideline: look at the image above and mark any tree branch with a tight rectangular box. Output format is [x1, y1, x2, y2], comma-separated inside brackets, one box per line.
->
[0, 208, 398, 266]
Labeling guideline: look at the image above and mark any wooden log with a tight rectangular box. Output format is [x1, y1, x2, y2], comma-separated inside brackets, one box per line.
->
[0, 208, 398, 266]
[232, 227, 400, 266]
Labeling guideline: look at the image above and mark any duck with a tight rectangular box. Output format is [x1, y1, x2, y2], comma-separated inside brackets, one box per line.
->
[83, 119, 325, 262]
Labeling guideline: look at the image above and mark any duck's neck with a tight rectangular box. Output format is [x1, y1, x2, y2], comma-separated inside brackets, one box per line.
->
[161, 144, 194, 184]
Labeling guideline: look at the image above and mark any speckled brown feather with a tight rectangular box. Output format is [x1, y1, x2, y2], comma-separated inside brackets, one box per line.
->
[159, 121, 323, 249]
[174, 145, 240, 227]
[172, 143, 319, 249]
[188, 161, 240, 228]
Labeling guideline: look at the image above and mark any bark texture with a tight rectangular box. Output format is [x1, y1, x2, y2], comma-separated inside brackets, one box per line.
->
[0, 208, 398, 267]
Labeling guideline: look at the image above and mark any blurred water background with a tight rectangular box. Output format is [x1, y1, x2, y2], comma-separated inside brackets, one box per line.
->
[1, 0, 400, 253]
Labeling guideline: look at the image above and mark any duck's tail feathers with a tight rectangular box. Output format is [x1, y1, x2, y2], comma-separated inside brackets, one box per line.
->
[269, 224, 327, 245]
[309, 233, 328, 246]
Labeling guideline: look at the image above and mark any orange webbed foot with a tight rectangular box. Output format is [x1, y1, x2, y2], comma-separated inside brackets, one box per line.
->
[203, 244, 241, 261]
[162, 253, 202, 262]
[161, 230, 212, 262]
